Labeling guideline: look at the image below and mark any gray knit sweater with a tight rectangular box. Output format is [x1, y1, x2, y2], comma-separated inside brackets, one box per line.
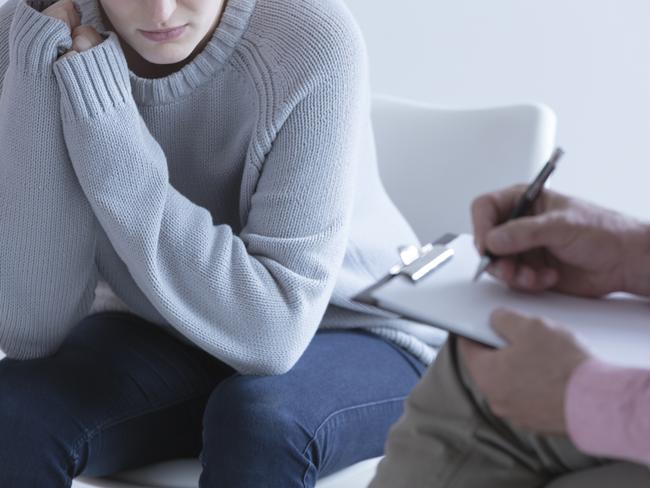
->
[0, 0, 447, 374]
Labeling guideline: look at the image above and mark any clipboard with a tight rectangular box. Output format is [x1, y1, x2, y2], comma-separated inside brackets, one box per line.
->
[353, 233, 650, 369]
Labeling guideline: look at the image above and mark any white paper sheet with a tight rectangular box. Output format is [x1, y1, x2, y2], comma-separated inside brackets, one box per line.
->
[372, 234, 650, 369]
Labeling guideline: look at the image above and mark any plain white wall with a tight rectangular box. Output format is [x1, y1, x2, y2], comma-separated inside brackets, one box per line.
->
[2, 0, 648, 219]
[345, 0, 650, 220]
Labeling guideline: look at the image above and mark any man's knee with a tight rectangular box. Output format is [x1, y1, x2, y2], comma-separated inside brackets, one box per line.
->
[545, 462, 650, 488]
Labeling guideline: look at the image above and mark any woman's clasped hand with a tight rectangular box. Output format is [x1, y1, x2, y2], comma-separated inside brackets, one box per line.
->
[42, 0, 103, 59]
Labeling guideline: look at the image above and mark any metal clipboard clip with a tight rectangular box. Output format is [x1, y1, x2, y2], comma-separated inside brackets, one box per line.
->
[353, 233, 457, 306]
[390, 242, 455, 282]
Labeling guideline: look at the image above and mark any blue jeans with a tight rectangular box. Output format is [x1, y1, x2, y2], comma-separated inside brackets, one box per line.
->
[0, 311, 427, 487]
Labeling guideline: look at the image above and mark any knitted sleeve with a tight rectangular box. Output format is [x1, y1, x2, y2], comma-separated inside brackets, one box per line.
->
[0, 0, 99, 358]
[51, 11, 367, 375]
[0, 0, 13, 91]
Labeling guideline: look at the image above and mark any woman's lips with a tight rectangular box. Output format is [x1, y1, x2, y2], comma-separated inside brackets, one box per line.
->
[139, 25, 187, 42]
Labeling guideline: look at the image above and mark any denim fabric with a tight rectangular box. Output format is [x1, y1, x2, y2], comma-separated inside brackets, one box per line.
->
[0, 311, 427, 487]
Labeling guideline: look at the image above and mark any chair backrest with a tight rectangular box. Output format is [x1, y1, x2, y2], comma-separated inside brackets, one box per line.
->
[370, 94, 557, 244]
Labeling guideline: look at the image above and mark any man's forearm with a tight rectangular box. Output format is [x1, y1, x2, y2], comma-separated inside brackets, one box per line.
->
[566, 358, 650, 465]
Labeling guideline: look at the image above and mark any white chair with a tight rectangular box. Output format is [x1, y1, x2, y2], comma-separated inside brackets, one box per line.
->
[371, 94, 556, 243]
[0, 94, 557, 488]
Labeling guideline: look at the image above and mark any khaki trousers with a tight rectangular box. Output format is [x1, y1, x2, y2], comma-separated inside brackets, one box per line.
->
[369, 336, 650, 488]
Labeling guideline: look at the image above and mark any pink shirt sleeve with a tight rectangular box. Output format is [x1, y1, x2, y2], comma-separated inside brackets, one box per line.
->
[565, 358, 650, 466]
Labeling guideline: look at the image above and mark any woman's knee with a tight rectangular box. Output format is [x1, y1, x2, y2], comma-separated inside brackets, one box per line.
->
[0, 360, 81, 483]
[202, 373, 304, 451]
[200, 374, 315, 487]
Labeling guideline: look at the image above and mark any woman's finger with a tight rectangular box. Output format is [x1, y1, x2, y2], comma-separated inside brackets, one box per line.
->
[42, 0, 81, 32]
[71, 26, 104, 53]
[58, 50, 78, 60]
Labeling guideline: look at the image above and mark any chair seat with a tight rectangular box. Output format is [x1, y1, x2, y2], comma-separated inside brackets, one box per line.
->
[74, 457, 382, 488]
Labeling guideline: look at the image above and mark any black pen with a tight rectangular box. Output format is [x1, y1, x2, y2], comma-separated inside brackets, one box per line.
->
[472, 147, 564, 282]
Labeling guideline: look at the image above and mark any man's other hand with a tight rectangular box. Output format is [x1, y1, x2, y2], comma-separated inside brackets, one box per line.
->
[458, 308, 590, 435]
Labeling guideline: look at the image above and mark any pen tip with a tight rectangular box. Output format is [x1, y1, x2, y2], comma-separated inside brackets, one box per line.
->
[473, 257, 490, 282]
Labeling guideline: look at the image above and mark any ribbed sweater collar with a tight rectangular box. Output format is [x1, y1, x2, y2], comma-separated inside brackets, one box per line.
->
[74, 0, 256, 105]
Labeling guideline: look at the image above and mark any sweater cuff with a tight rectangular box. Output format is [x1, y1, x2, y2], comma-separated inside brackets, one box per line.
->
[52, 30, 132, 121]
[9, 0, 72, 75]
[565, 357, 650, 465]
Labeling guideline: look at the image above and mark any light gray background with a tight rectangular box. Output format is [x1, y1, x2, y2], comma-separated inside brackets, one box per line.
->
[345, 0, 650, 220]
[2, 0, 648, 219]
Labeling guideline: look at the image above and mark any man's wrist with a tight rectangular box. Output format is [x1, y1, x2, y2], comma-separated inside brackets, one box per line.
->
[622, 222, 650, 297]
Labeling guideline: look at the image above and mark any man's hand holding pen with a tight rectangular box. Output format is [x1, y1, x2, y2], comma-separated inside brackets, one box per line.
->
[456, 160, 650, 435]
[471, 184, 648, 297]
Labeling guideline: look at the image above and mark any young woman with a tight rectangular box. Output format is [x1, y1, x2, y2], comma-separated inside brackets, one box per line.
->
[0, 0, 447, 486]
